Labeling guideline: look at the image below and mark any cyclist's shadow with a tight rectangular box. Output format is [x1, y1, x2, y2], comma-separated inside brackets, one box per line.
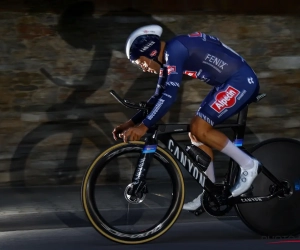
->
[9, 0, 265, 187]
[9, 1, 182, 186]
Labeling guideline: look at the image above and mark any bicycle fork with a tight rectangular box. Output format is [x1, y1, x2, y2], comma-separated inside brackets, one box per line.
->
[126, 136, 157, 203]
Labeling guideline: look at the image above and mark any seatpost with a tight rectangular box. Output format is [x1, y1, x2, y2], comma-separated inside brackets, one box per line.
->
[235, 105, 248, 143]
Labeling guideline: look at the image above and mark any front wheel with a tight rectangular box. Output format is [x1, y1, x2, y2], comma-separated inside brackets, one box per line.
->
[235, 138, 300, 236]
[81, 141, 185, 244]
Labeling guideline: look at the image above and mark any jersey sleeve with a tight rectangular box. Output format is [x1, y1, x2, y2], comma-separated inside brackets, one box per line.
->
[131, 68, 167, 125]
[142, 40, 189, 128]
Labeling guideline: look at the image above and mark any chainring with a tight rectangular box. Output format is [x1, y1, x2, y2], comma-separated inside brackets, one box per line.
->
[202, 190, 233, 217]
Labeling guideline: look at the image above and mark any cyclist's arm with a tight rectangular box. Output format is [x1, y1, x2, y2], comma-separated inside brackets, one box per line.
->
[131, 69, 167, 125]
[141, 40, 189, 129]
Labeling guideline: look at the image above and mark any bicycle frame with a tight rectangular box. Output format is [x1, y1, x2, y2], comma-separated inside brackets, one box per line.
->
[110, 90, 287, 205]
[132, 110, 288, 206]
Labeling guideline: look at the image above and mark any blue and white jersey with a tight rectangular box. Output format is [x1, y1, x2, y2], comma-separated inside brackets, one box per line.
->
[132, 31, 252, 128]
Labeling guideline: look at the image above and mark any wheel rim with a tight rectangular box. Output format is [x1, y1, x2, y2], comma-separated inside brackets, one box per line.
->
[82, 143, 184, 243]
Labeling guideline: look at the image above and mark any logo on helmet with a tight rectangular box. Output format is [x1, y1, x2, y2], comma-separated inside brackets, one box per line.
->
[140, 41, 155, 52]
[143, 30, 156, 34]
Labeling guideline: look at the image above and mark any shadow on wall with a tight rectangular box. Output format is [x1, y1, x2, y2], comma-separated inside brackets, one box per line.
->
[9, 0, 261, 187]
[9, 0, 184, 186]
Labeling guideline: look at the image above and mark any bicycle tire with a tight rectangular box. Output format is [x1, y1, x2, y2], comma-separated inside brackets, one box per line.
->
[81, 141, 185, 244]
[235, 138, 300, 236]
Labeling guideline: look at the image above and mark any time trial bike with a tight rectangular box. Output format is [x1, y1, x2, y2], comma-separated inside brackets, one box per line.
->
[81, 89, 300, 244]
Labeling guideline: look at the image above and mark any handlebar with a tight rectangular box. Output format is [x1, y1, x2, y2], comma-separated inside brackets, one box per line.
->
[110, 90, 153, 112]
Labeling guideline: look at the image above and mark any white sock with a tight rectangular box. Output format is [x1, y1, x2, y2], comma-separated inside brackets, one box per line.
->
[205, 161, 216, 183]
[196, 162, 215, 199]
[221, 140, 254, 170]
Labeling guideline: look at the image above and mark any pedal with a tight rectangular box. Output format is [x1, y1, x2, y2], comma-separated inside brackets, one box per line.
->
[189, 206, 205, 216]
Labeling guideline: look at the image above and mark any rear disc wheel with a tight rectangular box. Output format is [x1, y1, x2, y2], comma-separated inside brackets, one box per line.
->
[235, 138, 300, 236]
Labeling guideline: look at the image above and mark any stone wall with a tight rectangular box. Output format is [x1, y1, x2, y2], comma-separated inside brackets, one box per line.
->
[0, 1, 300, 186]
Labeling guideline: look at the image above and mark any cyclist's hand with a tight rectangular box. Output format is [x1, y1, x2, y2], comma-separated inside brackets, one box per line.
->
[112, 126, 123, 141]
[189, 132, 198, 143]
[188, 132, 203, 147]
[112, 120, 135, 141]
[123, 124, 148, 143]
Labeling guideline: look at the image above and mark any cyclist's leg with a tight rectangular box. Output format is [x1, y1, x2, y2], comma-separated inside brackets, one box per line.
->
[191, 65, 260, 197]
[187, 89, 216, 183]
[188, 132, 216, 184]
[182, 148, 215, 210]
[183, 93, 217, 210]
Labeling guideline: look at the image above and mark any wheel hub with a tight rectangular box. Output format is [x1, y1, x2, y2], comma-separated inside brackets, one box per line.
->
[278, 181, 293, 199]
[270, 180, 293, 199]
[124, 183, 147, 204]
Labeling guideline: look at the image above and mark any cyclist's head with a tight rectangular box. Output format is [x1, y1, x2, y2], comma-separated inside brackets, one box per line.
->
[125, 25, 163, 66]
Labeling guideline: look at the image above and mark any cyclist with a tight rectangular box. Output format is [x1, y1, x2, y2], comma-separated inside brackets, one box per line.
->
[112, 24, 261, 211]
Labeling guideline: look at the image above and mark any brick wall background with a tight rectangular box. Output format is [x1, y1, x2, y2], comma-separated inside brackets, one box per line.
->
[0, 0, 300, 186]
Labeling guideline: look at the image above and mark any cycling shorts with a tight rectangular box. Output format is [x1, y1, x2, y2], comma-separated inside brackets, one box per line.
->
[196, 64, 260, 126]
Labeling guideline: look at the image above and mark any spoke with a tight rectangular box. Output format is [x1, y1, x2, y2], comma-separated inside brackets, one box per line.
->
[126, 200, 130, 229]
[91, 147, 178, 235]
[125, 161, 134, 229]
[149, 192, 171, 199]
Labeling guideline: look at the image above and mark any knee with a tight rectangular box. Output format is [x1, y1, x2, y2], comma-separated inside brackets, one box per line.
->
[190, 116, 212, 142]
